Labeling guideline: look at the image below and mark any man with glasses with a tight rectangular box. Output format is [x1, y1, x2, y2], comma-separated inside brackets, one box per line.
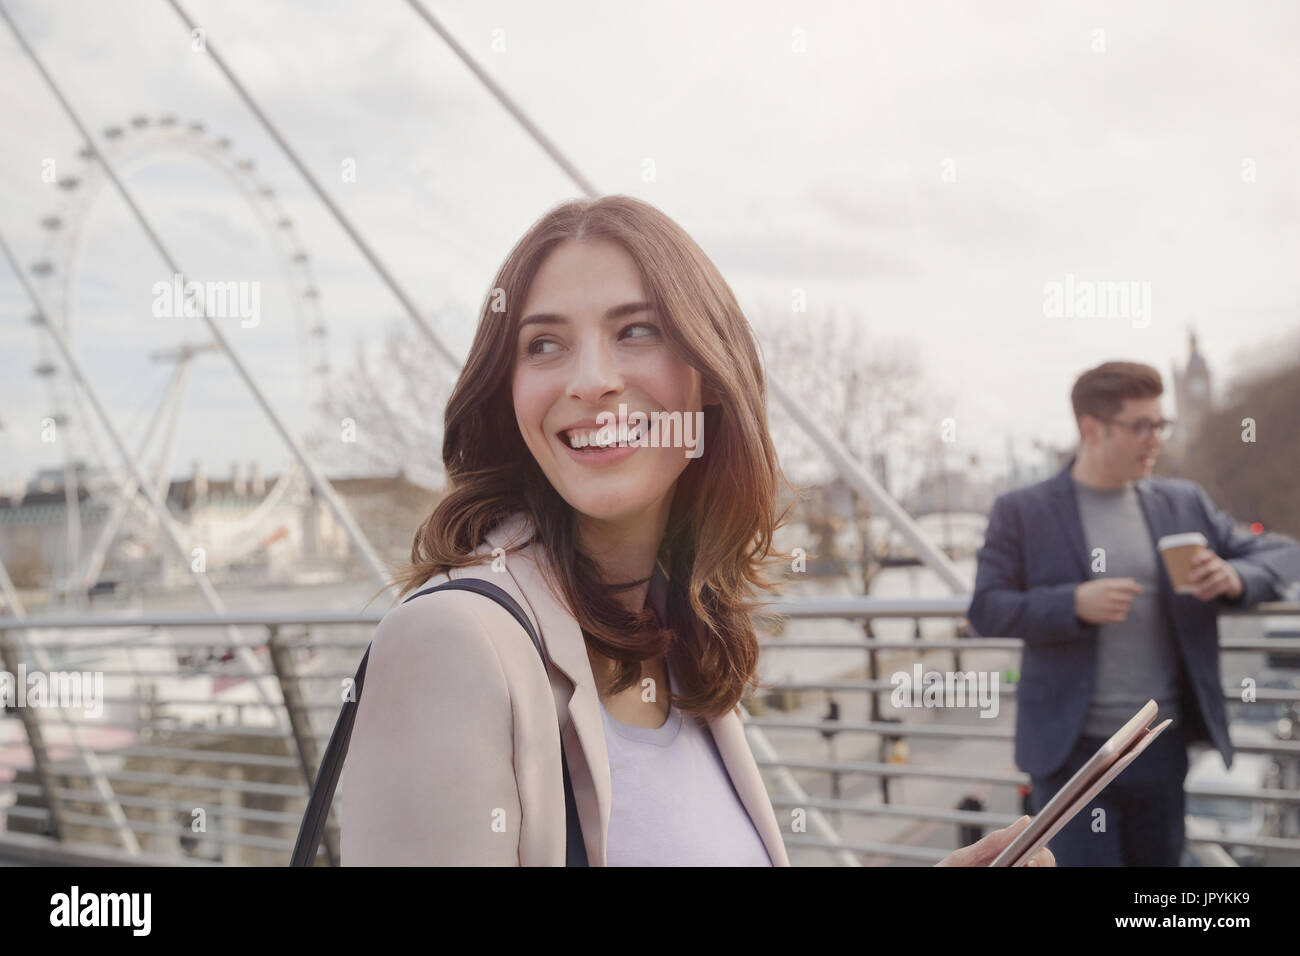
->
[969, 360, 1300, 866]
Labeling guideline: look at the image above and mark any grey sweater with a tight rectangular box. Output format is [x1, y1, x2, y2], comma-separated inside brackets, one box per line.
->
[1072, 478, 1184, 737]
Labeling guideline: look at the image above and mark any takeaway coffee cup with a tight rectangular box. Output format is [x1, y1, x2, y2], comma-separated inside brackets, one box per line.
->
[1158, 532, 1208, 594]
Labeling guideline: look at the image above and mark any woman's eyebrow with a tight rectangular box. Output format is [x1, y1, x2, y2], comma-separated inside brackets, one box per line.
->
[519, 301, 655, 331]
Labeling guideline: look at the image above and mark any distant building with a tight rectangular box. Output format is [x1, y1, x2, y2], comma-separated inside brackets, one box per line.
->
[904, 467, 995, 517]
[1171, 328, 1213, 447]
[0, 461, 438, 598]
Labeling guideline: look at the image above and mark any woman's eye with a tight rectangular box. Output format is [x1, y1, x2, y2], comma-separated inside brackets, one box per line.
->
[621, 322, 659, 340]
[525, 338, 558, 357]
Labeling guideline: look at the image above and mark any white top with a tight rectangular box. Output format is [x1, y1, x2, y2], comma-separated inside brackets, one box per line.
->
[599, 654, 773, 867]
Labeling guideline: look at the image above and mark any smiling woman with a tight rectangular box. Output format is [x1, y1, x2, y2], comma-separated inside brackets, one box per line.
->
[338, 195, 800, 866]
[396, 196, 787, 723]
[338, 194, 1053, 868]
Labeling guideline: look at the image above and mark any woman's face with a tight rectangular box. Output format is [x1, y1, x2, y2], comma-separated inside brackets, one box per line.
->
[512, 238, 711, 529]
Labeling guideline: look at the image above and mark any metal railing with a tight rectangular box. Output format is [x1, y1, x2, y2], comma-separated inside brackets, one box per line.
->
[753, 597, 1300, 864]
[1, 599, 1297, 866]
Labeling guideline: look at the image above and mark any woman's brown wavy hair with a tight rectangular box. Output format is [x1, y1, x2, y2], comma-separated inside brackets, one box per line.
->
[389, 195, 796, 719]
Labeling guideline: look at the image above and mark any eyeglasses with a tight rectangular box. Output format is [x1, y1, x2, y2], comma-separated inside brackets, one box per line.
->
[1105, 417, 1176, 440]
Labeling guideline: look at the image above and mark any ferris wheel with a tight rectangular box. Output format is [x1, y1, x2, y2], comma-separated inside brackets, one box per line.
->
[27, 113, 333, 602]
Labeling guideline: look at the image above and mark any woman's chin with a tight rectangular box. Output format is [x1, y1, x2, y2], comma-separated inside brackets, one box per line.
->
[562, 490, 662, 527]
[567, 502, 644, 525]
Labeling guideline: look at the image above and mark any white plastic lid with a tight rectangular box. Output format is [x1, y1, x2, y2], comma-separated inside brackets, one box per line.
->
[1157, 532, 1207, 550]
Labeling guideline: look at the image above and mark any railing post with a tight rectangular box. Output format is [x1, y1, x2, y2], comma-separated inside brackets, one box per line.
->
[820, 697, 841, 828]
[267, 623, 337, 865]
[862, 619, 892, 803]
[864, 621, 880, 723]
[225, 764, 244, 866]
[0, 627, 67, 840]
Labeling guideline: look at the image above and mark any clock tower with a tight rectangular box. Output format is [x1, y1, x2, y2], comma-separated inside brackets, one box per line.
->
[1172, 328, 1212, 447]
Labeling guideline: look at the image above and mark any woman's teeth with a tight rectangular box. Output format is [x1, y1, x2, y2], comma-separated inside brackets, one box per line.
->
[564, 424, 644, 449]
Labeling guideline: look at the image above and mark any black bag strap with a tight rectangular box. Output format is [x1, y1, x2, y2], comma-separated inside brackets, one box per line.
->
[290, 577, 588, 866]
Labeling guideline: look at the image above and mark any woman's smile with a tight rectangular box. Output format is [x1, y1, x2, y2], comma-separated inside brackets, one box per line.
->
[556, 430, 641, 467]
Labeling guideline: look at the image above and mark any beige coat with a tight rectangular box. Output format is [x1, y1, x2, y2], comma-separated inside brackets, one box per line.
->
[341, 511, 791, 866]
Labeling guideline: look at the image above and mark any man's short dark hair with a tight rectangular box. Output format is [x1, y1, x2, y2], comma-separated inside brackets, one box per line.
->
[1071, 361, 1163, 425]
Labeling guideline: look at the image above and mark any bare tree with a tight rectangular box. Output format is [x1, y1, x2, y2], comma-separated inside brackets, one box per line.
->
[310, 317, 456, 490]
[752, 305, 930, 596]
[1177, 354, 1300, 539]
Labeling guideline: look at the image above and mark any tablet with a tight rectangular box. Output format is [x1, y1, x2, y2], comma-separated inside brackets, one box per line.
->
[989, 699, 1172, 867]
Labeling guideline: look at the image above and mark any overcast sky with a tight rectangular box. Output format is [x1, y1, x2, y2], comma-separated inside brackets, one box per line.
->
[2, 0, 1297, 495]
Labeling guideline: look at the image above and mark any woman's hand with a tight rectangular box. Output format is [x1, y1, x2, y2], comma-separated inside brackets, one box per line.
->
[934, 814, 1055, 867]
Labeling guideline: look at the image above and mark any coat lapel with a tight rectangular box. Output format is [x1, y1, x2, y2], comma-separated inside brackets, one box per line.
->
[705, 709, 792, 866]
[479, 512, 789, 866]
[1133, 479, 1169, 545]
[1049, 456, 1091, 578]
[1133, 479, 1177, 595]
[479, 513, 610, 866]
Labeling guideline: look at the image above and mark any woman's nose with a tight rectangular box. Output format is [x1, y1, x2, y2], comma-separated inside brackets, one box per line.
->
[567, 341, 622, 402]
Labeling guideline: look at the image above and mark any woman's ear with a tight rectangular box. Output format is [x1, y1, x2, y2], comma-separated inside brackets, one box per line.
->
[702, 382, 723, 408]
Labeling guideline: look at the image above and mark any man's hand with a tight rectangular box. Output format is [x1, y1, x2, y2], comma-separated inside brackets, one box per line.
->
[1187, 548, 1244, 602]
[935, 815, 1055, 867]
[1074, 577, 1142, 624]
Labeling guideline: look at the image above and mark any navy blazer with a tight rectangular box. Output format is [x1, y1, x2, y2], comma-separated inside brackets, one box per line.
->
[968, 455, 1300, 778]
